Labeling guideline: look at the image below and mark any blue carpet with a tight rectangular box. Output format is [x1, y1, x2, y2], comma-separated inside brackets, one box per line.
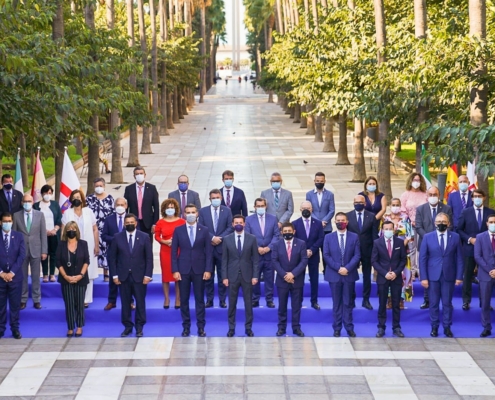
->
[17, 274, 488, 338]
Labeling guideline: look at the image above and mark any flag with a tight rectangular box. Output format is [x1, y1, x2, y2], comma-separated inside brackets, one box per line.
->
[31, 148, 46, 203]
[59, 148, 80, 213]
[467, 161, 478, 191]
[421, 145, 432, 189]
[444, 164, 459, 202]
[14, 149, 23, 193]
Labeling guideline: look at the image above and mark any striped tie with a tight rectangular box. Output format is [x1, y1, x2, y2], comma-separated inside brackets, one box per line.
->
[461, 192, 467, 208]
[340, 234, 345, 265]
[274, 191, 279, 209]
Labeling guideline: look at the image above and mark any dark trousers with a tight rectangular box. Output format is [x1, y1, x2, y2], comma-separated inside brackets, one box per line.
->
[307, 261, 319, 304]
[61, 284, 86, 330]
[205, 253, 226, 303]
[179, 272, 206, 330]
[0, 279, 22, 333]
[480, 280, 495, 330]
[277, 285, 302, 331]
[120, 276, 147, 330]
[377, 280, 402, 330]
[42, 235, 59, 276]
[137, 220, 153, 242]
[228, 276, 253, 330]
[252, 258, 274, 303]
[330, 281, 355, 332]
[429, 274, 455, 329]
[361, 256, 372, 300]
[462, 256, 479, 304]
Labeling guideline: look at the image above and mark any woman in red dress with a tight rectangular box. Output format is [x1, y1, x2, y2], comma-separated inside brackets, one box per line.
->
[154, 198, 185, 309]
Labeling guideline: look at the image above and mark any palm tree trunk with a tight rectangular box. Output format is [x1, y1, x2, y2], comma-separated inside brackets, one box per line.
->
[173, 87, 180, 123]
[158, 0, 168, 135]
[167, 91, 175, 128]
[275, 0, 284, 34]
[293, 104, 301, 123]
[414, 0, 427, 173]
[311, 0, 318, 33]
[149, 0, 160, 144]
[351, 118, 366, 181]
[336, 112, 350, 165]
[314, 114, 323, 142]
[178, 88, 184, 119]
[323, 117, 337, 152]
[303, 0, 310, 30]
[181, 87, 188, 115]
[199, 5, 206, 103]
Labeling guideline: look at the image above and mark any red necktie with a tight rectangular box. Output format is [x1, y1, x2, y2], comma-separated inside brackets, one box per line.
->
[492, 234, 495, 253]
[137, 186, 143, 220]
[287, 241, 292, 261]
[387, 239, 392, 258]
[226, 190, 231, 207]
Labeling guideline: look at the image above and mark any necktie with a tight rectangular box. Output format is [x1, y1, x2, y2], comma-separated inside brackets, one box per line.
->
[26, 213, 31, 233]
[305, 219, 310, 238]
[492, 234, 495, 253]
[440, 233, 445, 254]
[128, 234, 133, 253]
[181, 192, 186, 218]
[237, 235, 242, 256]
[287, 241, 292, 261]
[387, 239, 392, 258]
[274, 191, 279, 209]
[137, 185, 143, 220]
[6, 191, 11, 212]
[340, 234, 345, 265]
[357, 213, 362, 231]
[478, 208, 482, 230]
[214, 208, 219, 232]
[4, 233, 8, 253]
[461, 193, 467, 208]
[189, 226, 194, 246]
[432, 207, 437, 221]
[260, 215, 265, 236]
[118, 216, 123, 232]
[226, 190, 231, 207]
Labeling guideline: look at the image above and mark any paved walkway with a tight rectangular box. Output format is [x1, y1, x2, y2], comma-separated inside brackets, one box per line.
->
[2, 85, 494, 400]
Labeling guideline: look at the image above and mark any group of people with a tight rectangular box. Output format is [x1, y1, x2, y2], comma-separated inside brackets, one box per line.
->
[0, 168, 494, 340]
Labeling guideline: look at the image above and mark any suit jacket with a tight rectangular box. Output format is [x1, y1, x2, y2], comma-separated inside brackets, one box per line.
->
[474, 231, 495, 282]
[419, 230, 463, 282]
[306, 189, 335, 232]
[0, 189, 24, 215]
[55, 240, 90, 286]
[12, 209, 48, 258]
[220, 186, 248, 217]
[198, 205, 233, 256]
[448, 190, 473, 228]
[124, 182, 160, 229]
[260, 188, 294, 223]
[345, 210, 379, 258]
[457, 206, 495, 257]
[168, 189, 201, 214]
[221, 232, 259, 283]
[293, 217, 324, 264]
[244, 213, 280, 260]
[323, 231, 361, 283]
[171, 223, 213, 275]
[272, 238, 308, 288]
[102, 213, 140, 261]
[108, 230, 153, 282]
[371, 236, 407, 284]
[415, 202, 453, 249]
[0, 230, 25, 282]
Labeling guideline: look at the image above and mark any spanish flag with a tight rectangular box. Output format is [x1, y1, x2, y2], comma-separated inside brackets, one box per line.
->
[444, 164, 458, 202]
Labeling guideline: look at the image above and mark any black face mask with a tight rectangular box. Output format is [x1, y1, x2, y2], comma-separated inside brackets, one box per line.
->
[283, 233, 294, 241]
[3, 184, 12, 190]
[436, 223, 448, 232]
[301, 209, 311, 219]
[315, 183, 325, 190]
[66, 231, 77, 239]
[71, 199, 82, 207]
[125, 224, 136, 232]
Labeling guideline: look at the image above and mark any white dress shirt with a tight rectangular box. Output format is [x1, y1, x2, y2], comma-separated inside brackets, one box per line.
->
[436, 230, 448, 250]
[235, 230, 245, 250]
[313, 188, 324, 207]
[222, 186, 235, 200]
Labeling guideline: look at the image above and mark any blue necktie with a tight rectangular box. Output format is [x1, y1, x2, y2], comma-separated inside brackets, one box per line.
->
[6, 191, 11, 212]
[357, 213, 362, 231]
[432, 207, 437, 222]
[461, 193, 467, 209]
[189, 226, 194, 247]
[4, 233, 8, 253]
[128, 234, 133, 253]
[478, 208, 482, 230]
[274, 191, 279, 209]
[340, 234, 345, 265]
[118, 216, 123, 232]
[440, 234, 445, 254]
[237, 235, 242, 256]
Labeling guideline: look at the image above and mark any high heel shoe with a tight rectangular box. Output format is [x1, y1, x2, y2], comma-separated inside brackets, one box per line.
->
[163, 304, 170, 309]
[67, 330, 74, 337]
[175, 305, 180, 309]
[75, 328, 83, 337]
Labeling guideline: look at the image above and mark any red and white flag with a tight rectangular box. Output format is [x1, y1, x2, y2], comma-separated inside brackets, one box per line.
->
[466, 161, 478, 191]
[59, 148, 81, 213]
[31, 148, 46, 202]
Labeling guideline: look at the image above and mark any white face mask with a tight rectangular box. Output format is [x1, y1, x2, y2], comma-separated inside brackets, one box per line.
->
[115, 206, 126, 215]
[95, 187, 104, 195]
[391, 206, 401, 214]
[411, 181, 421, 189]
[135, 174, 145, 184]
[428, 196, 438, 206]
[43, 194, 51, 202]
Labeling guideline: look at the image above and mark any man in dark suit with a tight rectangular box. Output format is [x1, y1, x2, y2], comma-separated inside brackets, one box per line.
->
[415, 186, 453, 309]
[220, 170, 248, 217]
[371, 221, 407, 338]
[272, 222, 308, 337]
[0, 212, 25, 339]
[448, 175, 473, 229]
[457, 189, 494, 310]
[109, 213, 153, 337]
[168, 174, 201, 219]
[123, 166, 159, 240]
[198, 189, 233, 309]
[420, 212, 463, 338]
[323, 212, 361, 337]
[474, 214, 495, 337]
[346, 195, 379, 310]
[245, 198, 280, 308]
[0, 174, 23, 215]
[172, 204, 213, 337]
[222, 215, 259, 337]
[293, 201, 324, 309]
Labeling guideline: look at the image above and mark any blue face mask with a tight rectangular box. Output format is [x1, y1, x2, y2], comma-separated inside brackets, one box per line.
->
[185, 214, 197, 223]
[459, 183, 469, 192]
[2, 222, 12, 232]
[489, 223, 495, 233]
[474, 198, 483, 207]
[178, 183, 188, 192]
[223, 179, 233, 188]
[23, 203, 32, 211]
[383, 230, 394, 239]
[271, 182, 281, 190]
[367, 185, 376, 193]
[211, 199, 221, 207]
[256, 207, 266, 216]
[165, 208, 175, 216]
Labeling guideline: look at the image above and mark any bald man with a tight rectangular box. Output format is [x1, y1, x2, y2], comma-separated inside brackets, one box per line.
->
[293, 201, 325, 309]
[13, 194, 47, 310]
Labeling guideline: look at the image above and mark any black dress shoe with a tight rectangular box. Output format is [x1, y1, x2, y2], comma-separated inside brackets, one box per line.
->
[227, 329, 235, 337]
[121, 328, 133, 337]
[198, 329, 206, 337]
[252, 301, 260, 308]
[34, 302, 42, 310]
[220, 301, 227, 308]
[20, 303, 26, 310]
[362, 300, 373, 310]
[347, 330, 356, 337]
[276, 329, 286, 337]
[12, 330, 22, 340]
[333, 330, 341, 337]
[376, 328, 385, 338]
[266, 301, 275, 308]
[420, 301, 429, 309]
[393, 328, 405, 338]
[293, 329, 305, 337]
[181, 328, 190, 337]
[245, 329, 254, 337]
[480, 329, 492, 337]
[311, 303, 321, 310]
[136, 330, 143, 337]
[430, 327, 438, 337]
[462, 303, 470, 311]
[205, 301, 213, 308]
[444, 327, 454, 338]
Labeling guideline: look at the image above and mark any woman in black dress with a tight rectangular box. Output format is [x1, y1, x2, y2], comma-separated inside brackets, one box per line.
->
[56, 222, 90, 337]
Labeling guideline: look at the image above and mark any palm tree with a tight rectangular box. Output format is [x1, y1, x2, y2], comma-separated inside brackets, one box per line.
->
[150, 0, 161, 143]
[159, 0, 169, 135]
[414, 0, 427, 172]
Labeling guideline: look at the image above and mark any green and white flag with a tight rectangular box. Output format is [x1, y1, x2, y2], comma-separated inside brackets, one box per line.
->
[14, 149, 24, 193]
[421, 145, 432, 189]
